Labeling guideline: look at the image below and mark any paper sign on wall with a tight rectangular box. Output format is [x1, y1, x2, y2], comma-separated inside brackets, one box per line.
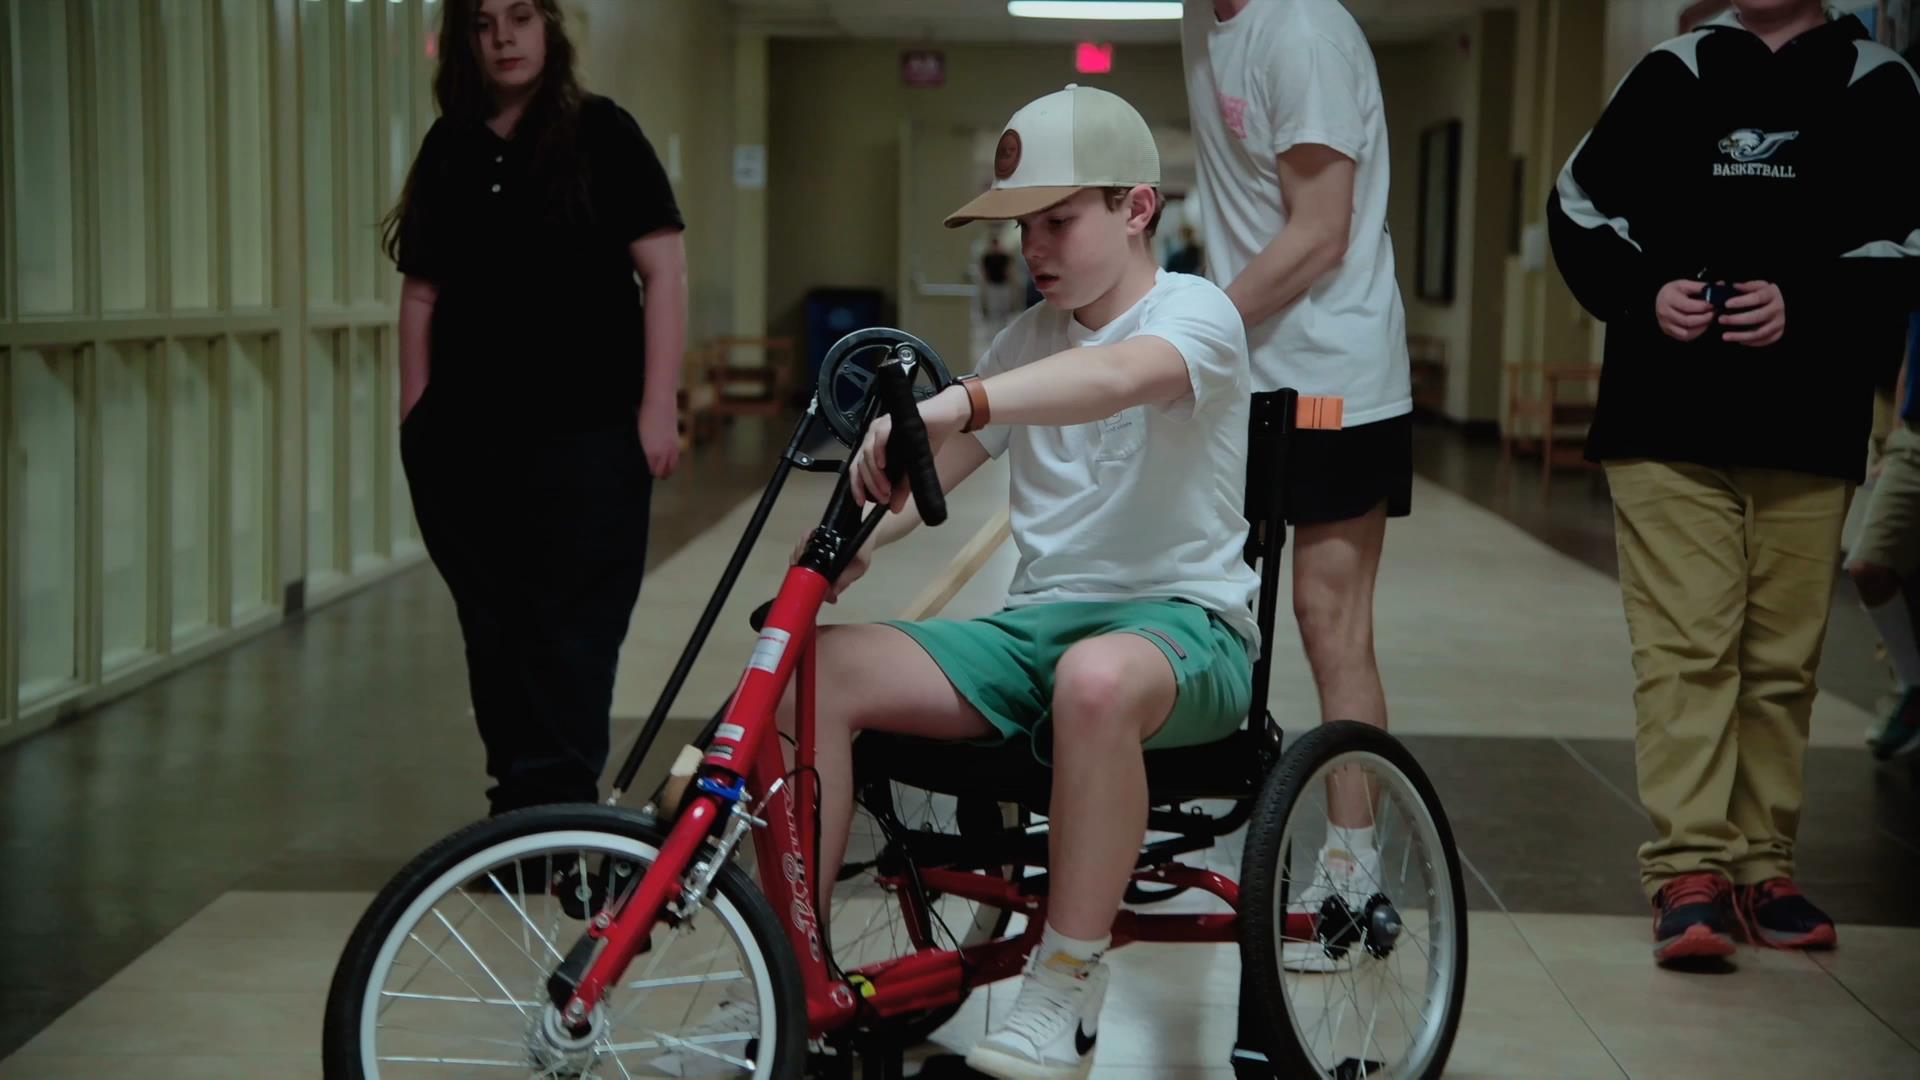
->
[733, 145, 767, 190]
[1521, 223, 1548, 272]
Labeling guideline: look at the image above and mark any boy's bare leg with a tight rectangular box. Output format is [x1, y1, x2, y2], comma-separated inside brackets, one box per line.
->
[1293, 504, 1389, 829]
[1045, 635, 1178, 938]
[777, 623, 993, 905]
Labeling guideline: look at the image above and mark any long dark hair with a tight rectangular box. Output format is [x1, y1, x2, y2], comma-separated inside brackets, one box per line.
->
[381, 0, 589, 264]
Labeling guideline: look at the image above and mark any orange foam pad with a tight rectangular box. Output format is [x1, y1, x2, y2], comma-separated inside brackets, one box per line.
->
[1298, 396, 1345, 431]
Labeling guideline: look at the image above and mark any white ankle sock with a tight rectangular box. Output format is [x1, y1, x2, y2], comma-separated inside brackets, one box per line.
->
[1866, 592, 1920, 688]
[1327, 824, 1377, 857]
[1035, 923, 1109, 975]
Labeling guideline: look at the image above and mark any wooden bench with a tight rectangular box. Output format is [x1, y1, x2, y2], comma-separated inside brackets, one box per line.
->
[704, 336, 799, 420]
[676, 336, 802, 454]
[1503, 363, 1603, 497]
[1409, 334, 1448, 414]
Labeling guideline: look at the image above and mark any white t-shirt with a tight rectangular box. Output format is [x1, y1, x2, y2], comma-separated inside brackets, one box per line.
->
[972, 270, 1263, 652]
[1182, 0, 1411, 426]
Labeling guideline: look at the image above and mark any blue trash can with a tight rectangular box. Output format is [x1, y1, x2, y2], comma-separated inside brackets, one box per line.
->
[804, 288, 887, 387]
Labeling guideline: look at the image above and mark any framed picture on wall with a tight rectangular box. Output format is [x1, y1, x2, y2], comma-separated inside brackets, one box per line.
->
[1416, 120, 1461, 305]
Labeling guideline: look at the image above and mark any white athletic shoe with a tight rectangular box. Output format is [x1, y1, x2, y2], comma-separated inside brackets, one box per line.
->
[965, 952, 1109, 1080]
[1283, 844, 1383, 973]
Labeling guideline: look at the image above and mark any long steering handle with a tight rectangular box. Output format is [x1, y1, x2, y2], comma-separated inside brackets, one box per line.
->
[874, 347, 948, 528]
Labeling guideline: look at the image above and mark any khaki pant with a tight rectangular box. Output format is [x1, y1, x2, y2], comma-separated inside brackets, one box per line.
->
[1605, 460, 1853, 896]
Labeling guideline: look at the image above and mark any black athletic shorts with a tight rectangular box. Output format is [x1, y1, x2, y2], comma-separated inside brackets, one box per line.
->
[1283, 412, 1414, 526]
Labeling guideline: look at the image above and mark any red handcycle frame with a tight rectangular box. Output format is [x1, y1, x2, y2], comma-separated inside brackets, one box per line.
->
[551, 557, 1318, 1042]
[525, 344, 1338, 1061]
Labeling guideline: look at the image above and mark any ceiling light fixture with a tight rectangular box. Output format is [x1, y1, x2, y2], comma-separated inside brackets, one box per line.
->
[1008, 2, 1183, 20]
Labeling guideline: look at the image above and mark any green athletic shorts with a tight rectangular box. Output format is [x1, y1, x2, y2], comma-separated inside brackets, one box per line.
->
[881, 598, 1255, 765]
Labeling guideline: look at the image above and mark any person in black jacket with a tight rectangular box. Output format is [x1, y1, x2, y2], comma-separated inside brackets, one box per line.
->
[385, 0, 687, 817]
[1548, 0, 1920, 969]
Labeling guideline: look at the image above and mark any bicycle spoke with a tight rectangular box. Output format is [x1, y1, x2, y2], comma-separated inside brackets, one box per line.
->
[638, 1030, 756, 1070]
[376, 1054, 529, 1068]
[626, 970, 746, 992]
[379, 899, 486, 1018]
[380, 989, 541, 1010]
[461, 883, 565, 970]
[429, 909, 531, 1021]
[402, 931, 519, 1024]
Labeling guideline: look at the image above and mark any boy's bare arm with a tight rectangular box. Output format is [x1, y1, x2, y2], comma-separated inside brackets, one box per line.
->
[855, 337, 1191, 507]
[944, 337, 1191, 429]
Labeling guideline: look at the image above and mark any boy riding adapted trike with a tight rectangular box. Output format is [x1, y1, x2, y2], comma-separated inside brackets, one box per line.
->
[323, 330, 1469, 1079]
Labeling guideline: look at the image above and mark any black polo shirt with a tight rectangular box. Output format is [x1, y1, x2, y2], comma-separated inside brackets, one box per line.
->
[397, 95, 683, 437]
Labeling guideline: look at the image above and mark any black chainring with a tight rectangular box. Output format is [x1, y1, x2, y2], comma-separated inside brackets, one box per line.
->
[814, 327, 954, 449]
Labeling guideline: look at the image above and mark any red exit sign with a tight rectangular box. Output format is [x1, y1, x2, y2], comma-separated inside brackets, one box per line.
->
[1075, 42, 1113, 74]
[901, 50, 946, 87]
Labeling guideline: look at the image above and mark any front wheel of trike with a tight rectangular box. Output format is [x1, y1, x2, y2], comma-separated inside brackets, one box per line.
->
[322, 804, 808, 1079]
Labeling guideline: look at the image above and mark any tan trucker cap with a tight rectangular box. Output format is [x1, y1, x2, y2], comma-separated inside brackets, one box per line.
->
[944, 84, 1161, 228]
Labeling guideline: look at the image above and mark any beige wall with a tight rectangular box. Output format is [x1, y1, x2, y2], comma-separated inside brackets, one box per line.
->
[569, 0, 739, 342]
[1606, 0, 1709, 90]
[766, 41, 1190, 344]
[1378, 11, 1515, 425]
[1500, 0, 1544, 397]
[1378, 32, 1473, 357]
[1378, 28, 1477, 409]
[1492, 0, 1609, 392]
[2, 0, 444, 743]
[1463, 10, 1519, 424]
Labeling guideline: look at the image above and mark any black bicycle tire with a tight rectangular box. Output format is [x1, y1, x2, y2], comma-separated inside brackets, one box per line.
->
[1238, 721, 1469, 1080]
[321, 804, 808, 1079]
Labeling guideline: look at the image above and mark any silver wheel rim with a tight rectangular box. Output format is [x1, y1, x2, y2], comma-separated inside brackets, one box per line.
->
[1273, 749, 1459, 1079]
[356, 829, 781, 1079]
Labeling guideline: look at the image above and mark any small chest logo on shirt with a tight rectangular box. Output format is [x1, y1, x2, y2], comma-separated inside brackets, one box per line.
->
[1217, 91, 1249, 140]
[1714, 128, 1800, 177]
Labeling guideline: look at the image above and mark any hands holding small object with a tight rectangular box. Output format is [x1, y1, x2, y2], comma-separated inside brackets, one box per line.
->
[1657, 279, 1786, 348]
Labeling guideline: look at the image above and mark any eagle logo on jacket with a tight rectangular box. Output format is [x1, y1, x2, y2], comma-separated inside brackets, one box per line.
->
[1718, 129, 1799, 163]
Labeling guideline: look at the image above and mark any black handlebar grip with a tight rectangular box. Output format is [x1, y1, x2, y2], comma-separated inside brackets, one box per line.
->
[874, 356, 948, 528]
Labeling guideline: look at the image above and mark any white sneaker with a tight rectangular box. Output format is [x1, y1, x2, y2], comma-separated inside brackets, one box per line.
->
[1282, 844, 1383, 973]
[965, 953, 1109, 1080]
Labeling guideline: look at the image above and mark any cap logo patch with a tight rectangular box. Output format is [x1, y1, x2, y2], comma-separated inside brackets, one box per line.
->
[994, 129, 1022, 181]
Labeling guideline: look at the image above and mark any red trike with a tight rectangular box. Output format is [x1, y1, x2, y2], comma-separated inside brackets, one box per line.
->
[325, 329, 1468, 1079]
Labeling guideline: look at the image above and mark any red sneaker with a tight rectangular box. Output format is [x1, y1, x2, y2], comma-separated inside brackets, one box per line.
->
[1651, 872, 1737, 966]
[1736, 878, 1838, 950]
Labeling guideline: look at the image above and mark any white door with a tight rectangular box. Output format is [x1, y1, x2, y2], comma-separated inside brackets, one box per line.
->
[897, 122, 988, 375]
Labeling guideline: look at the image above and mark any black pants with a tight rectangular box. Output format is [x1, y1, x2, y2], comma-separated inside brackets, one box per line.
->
[400, 391, 650, 815]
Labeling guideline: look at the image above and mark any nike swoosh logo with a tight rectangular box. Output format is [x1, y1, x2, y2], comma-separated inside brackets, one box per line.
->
[1075, 1023, 1097, 1056]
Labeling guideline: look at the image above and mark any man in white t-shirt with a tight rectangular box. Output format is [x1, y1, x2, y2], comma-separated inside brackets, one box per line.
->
[1183, 0, 1412, 970]
[786, 85, 1260, 1080]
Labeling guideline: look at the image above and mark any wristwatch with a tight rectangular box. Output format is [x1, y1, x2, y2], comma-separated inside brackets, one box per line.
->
[957, 374, 990, 434]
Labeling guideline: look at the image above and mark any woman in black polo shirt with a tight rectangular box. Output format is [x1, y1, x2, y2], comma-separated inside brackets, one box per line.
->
[384, 0, 686, 816]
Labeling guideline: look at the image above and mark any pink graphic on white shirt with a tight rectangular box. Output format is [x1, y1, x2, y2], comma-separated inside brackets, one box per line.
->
[1217, 91, 1249, 139]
